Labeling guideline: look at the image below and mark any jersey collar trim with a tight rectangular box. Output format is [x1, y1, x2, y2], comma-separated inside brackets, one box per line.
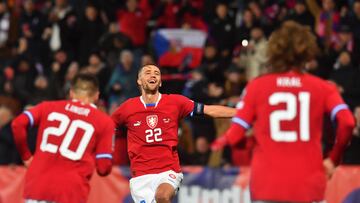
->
[140, 93, 162, 109]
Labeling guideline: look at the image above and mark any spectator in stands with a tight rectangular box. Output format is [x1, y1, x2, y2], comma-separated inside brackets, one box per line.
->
[99, 22, 133, 68]
[329, 51, 360, 110]
[222, 66, 246, 107]
[27, 75, 55, 105]
[198, 42, 225, 83]
[328, 25, 354, 65]
[106, 50, 138, 113]
[0, 66, 15, 97]
[77, 3, 106, 66]
[209, 3, 236, 59]
[48, 49, 71, 84]
[285, 0, 315, 29]
[116, 0, 148, 49]
[46, 0, 78, 53]
[307, 0, 340, 50]
[19, 0, 46, 63]
[62, 61, 79, 96]
[236, 9, 258, 44]
[141, 53, 155, 66]
[12, 58, 36, 105]
[240, 26, 268, 80]
[190, 136, 211, 165]
[343, 1, 360, 65]
[0, 104, 22, 165]
[153, 0, 182, 28]
[247, 1, 266, 27]
[181, 8, 208, 32]
[0, 1, 18, 66]
[81, 52, 111, 102]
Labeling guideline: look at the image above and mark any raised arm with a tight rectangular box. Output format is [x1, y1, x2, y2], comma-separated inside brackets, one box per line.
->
[203, 105, 237, 118]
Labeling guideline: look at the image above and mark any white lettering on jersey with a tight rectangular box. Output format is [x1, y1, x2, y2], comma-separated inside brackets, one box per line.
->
[276, 77, 302, 87]
[133, 121, 141, 126]
[65, 103, 90, 116]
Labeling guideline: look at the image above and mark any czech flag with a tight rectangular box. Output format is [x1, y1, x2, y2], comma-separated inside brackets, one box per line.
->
[153, 29, 207, 69]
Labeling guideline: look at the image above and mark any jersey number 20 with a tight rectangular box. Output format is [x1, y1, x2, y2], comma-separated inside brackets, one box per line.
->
[269, 92, 310, 142]
[40, 112, 94, 160]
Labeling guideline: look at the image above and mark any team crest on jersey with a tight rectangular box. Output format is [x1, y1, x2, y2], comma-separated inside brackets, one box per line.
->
[146, 115, 158, 129]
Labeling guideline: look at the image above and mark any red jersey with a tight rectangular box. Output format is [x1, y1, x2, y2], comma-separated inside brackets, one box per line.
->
[111, 94, 194, 177]
[225, 71, 354, 202]
[12, 100, 114, 203]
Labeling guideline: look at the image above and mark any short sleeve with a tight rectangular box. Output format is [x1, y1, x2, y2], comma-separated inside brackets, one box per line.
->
[172, 94, 194, 118]
[325, 83, 348, 121]
[232, 81, 257, 130]
[24, 102, 46, 127]
[95, 116, 115, 159]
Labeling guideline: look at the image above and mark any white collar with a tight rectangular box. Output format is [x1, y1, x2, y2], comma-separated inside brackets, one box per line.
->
[140, 93, 162, 109]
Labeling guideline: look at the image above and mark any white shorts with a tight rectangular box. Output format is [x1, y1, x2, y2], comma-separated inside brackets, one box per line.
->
[25, 200, 54, 203]
[129, 170, 183, 203]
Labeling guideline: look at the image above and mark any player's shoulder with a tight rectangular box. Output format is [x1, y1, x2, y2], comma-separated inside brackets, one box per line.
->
[36, 100, 67, 109]
[92, 107, 111, 119]
[304, 73, 337, 91]
[164, 94, 192, 102]
[245, 73, 276, 88]
[111, 97, 140, 116]
[165, 93, 187, 99]
[119, 97, 140, 108]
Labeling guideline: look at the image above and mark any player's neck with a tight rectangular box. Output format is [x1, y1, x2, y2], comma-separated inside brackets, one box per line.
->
[71, 96, 95, 105]
[141, 92, 160, 104]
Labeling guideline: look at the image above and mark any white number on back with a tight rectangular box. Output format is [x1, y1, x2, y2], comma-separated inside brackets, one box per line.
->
[145, 128, 162, 143]
[269, 92, 310, 142]
[40, 112, 94, 160]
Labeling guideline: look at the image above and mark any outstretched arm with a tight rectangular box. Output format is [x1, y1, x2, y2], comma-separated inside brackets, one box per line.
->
[204, 105, 237, 118]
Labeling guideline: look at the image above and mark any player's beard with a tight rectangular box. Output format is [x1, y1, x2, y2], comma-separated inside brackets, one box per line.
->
[142, 82, 160, 94]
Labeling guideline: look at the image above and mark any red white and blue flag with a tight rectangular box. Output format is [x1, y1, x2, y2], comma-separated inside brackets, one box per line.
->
[153, 29, 207, 69]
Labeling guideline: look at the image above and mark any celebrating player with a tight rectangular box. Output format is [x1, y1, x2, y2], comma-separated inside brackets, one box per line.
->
[111, 64, 236, 203]
[11, 74, 115, 203]
[211, 21, 355, 203]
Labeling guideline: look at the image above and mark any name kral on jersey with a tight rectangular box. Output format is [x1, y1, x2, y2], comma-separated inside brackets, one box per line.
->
[277, 77, 302, 87]
[65, 103, 90, 116]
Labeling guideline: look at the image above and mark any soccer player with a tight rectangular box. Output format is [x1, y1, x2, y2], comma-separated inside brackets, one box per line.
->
[11, 74, 114, 203]
[211, 21, 356, 203]
[111, 64, 236, 203]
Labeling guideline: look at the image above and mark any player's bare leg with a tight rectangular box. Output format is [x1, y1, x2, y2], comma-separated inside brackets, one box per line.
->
[155, 183, 175, 203]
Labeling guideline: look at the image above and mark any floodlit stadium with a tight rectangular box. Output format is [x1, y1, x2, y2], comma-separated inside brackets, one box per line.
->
[1, 0, 360, 203]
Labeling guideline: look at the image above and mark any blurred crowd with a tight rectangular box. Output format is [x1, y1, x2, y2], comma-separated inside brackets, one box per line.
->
[0, 0, 360, 167]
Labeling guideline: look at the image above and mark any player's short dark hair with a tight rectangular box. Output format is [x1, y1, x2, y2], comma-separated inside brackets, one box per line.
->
[137, 64, 160, 79]
[267, 20, 319, 72]
[71, 73, 99, 96]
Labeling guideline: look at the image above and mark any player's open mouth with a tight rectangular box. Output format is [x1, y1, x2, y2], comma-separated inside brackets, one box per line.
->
[148, 80, 156, 84]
